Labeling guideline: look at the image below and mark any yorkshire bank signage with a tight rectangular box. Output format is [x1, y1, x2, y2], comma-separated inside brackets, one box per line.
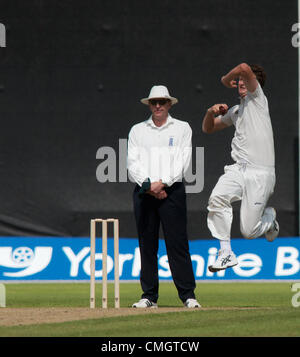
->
[0, 237, 299, 281]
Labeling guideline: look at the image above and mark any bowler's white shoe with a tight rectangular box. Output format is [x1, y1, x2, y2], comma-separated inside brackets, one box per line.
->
[264, 207, 279, 242]
[184, 298, 201, 308]
[132, 298, 158, 308]
[208, 249, 238, 272]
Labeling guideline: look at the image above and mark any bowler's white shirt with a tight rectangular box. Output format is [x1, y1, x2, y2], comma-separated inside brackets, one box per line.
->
[221, 83, 275, 167]
[127, 115, 192, 187]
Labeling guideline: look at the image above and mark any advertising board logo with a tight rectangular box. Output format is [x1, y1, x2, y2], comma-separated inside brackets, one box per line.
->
[0, 237, 299, 281]
[0, 246, 53, 277]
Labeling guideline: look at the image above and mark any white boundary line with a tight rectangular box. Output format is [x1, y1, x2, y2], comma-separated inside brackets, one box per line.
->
[1, 279, 300, 284]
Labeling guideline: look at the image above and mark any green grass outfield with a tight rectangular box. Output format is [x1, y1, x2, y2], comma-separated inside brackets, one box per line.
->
[0, 282, 299, 337]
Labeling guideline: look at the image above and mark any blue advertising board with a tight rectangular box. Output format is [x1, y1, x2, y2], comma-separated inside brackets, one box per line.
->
[0, 237, 299, 281]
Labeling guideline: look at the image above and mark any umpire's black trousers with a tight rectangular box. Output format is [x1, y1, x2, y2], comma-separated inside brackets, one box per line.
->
[133, 182, 196, 303]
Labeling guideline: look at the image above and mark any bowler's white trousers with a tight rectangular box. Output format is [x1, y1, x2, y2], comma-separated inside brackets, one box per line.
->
[207, 163, 276, 240]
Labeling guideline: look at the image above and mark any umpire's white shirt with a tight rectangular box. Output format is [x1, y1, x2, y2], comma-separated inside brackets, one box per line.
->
[127, 114, 192, 187]
[221, 83, 275, 168]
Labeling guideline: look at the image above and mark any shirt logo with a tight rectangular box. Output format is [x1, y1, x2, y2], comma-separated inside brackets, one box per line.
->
[169, 137, 174, 146]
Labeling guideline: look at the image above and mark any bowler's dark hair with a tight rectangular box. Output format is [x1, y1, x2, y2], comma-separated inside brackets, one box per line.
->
[249, 64, 266, 87]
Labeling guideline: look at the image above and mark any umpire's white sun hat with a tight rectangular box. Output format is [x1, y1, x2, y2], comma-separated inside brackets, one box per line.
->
[140, 85, 178, 105]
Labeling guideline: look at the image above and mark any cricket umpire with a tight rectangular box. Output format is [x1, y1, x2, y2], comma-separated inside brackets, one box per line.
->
[127, 85, 200, 308]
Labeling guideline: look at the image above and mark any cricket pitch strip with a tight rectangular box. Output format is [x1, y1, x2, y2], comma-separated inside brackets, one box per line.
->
[0, 306, 263, 326]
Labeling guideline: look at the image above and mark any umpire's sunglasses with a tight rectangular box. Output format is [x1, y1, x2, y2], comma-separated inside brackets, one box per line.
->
[149, 99, 169, 106]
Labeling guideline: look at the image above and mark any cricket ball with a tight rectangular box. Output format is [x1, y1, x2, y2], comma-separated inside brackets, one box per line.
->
[219, 106, 227, 115]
